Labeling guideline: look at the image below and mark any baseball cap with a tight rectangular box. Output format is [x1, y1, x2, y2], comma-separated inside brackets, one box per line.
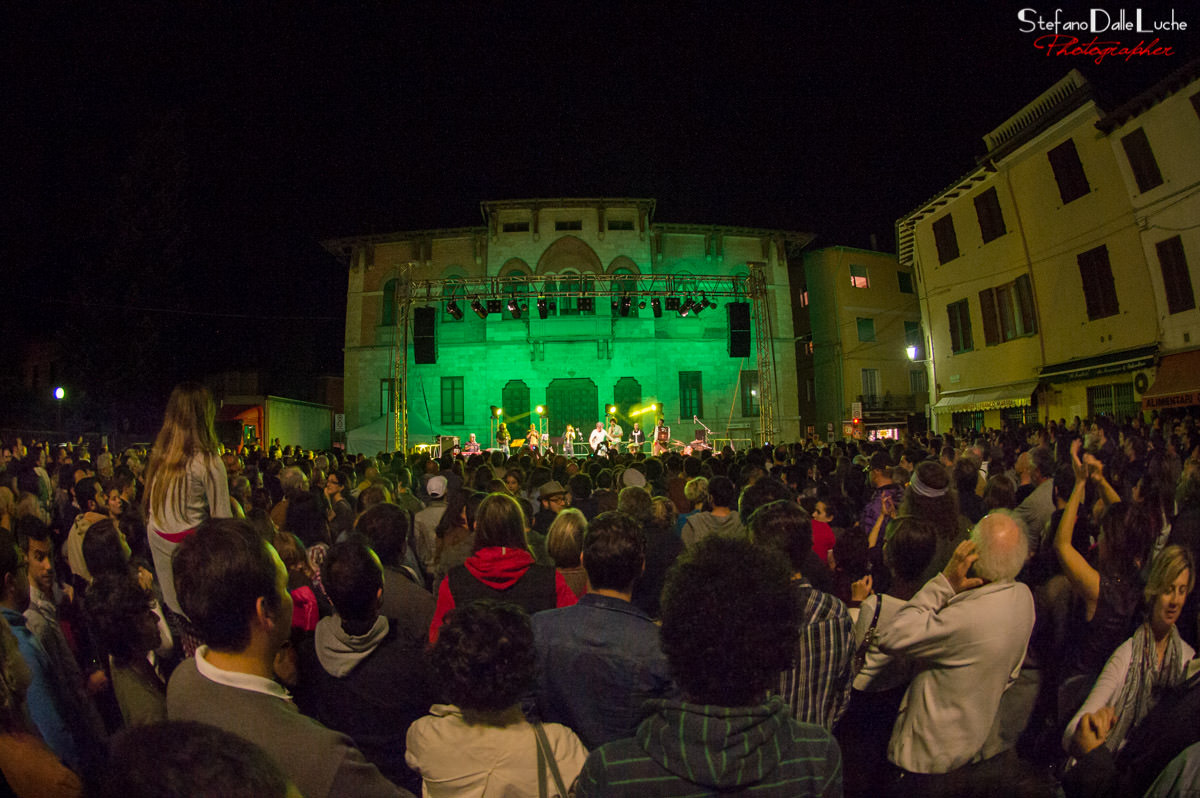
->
[427, 475, 448, 498]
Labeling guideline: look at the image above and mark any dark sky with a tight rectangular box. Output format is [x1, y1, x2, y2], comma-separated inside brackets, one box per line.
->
[4, 2, 1196, 401]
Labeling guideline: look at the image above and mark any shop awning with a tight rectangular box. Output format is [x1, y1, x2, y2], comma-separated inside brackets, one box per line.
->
[1142, 349, 1200, 409]
[932, 381, 1039, 414]
[1040, 344, 1157, 382]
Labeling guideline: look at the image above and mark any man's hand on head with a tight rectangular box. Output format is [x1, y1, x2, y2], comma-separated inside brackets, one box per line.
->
[942, 539, 985, 594]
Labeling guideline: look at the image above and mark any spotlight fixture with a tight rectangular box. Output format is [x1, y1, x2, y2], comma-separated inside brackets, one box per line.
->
[446, 300, 463, 321]
[699, 293, 715, 311]
[537, 296, 552, 319]
[607, 405, 617, 415]
[470, 297, 487, 319]
[507, 298, 523, 319]
[579, 297, 595, 312]
[651, 298, 663, 317]
[664, 297, 681, 312]
[490, 405, 501, 418]
[535, 405, 545, 416]
[487, 299, 503, 314]
[619, 295, 632, 317]
[678, 298, 696, 317]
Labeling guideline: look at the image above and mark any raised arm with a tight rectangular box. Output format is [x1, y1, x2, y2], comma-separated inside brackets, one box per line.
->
[1055, 440, 1100, 616]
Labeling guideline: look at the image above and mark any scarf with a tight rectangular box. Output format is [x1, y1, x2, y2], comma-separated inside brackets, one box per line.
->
[1106, 622, 1185, 752]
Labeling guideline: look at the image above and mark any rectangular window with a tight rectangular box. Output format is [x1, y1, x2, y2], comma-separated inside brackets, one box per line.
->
[740, 370, 760, 417]
[910, 368, 928, 395]
[607, 219, 634, 231]
[1156, 236, 1196, 314]
[1048, 139, 1090, 204]
[978, 274, 1038, 345]
[974, 187, 1007, 243]
[856, 317, 875, 342]
[947, 299, 973, 353]
[904, 321, 921, 349]
[1087, 383, 1137, 420]
[1077, 245, 1120, 320]
[554, 220, 583, 231]
[861, 369, 880, 404]
[380, 379, 396, 415]
[679, 371, 703, 418]
[799, 290, 809, 307]
[1121, 128, 1164, 193]
[850, 263, 869, 288]
[502, 221, 530, 233]
[932, 214, 960, 264]
[897, 271, 914, 293]
[440, 377, 464, 426]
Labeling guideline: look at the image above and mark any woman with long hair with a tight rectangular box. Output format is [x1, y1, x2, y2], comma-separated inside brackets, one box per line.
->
[143, 383, 231, 619]
[427, 493, 576, 642]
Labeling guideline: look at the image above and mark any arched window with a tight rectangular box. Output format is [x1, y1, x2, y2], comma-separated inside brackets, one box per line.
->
[381, 279, 398, 327]
[613, 377, 642, 414]
[502, 380, 530, 431]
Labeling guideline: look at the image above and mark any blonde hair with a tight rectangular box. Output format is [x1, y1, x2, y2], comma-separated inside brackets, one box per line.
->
[143, 382, 221, 521]
[684, 476, 709, 506]
[1145, 544, 1195, 606]
[546, 508, 587, 568]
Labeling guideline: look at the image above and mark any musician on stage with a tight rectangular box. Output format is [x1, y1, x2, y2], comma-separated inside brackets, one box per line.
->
[589, 422, 607, 455]
[496, 422, 510, 455]
[526, 424, 541, 453]
[652, 417, 671, 456]
[463, 433, 481, 454]
[627, 422, 646, 454]
[606, 417, 623, 446]
[562, 424, 577, 456]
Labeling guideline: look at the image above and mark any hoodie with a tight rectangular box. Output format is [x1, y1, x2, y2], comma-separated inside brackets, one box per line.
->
[680, 511, 745, 549]
[314, 615, 389, 678]
[429, 547, 577, 642]
[573, 697, 842, 796]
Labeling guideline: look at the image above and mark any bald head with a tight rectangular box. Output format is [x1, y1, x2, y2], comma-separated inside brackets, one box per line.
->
[970, 512, 1028, 583]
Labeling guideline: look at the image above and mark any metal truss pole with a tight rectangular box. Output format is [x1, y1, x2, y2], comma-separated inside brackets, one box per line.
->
[394, 263, 413, 455]
[748, 262, 776, 445]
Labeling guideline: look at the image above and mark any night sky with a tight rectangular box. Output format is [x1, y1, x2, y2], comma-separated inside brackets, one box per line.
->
[4, 2, 1196, 423]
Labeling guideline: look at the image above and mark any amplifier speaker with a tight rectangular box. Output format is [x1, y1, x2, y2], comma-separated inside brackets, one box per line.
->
[727, 302, 751, 358]
[413, 306, 437, 364]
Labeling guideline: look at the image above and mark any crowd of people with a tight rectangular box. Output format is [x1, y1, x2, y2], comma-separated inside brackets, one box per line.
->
[2, 385, 1200, 796]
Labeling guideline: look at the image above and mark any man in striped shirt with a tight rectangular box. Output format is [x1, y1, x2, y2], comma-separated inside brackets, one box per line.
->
[750, 500, 855, 730]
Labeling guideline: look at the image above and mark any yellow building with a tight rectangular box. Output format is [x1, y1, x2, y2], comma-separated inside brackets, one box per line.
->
[323, 199, 813, 451]
[898, 68, 1181, 433]
[1098, 61, 1200, 412]
[797, 246, 926, 441]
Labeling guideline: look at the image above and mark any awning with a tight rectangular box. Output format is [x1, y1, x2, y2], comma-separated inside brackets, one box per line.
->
[932, 380, 1039, 414]
[1040, 344, 1157, 382]
[1142, 349, 1200, 409]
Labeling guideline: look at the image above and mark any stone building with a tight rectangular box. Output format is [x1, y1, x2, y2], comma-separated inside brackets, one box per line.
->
[323, 198, 813, 452]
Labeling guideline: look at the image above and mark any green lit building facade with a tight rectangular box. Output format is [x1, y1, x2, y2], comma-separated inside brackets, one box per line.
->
[324, 198, 813, 452]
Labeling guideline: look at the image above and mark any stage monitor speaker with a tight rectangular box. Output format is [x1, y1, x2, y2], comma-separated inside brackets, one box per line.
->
[439, 435, 460, 455]
[727, 302, 751, 357]
[413, 306, 437, 364]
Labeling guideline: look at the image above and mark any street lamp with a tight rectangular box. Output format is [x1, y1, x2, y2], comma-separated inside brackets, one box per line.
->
[53, 386, 65, 434]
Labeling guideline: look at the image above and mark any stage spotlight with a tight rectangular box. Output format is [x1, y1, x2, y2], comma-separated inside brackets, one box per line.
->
[665, 297, 681, 311]
[446, 300, 463, 321]
[607, 405, 617, 414]
[496, 407, 503, 418]
[487, 299, 503, 314]
[579, 297, 595, 312]
[699, 293, 715, 311]
[470, 297, 487, 319]
[619, 295, 632, 317]
[679, 298, 695, 317]
[507, 298, 523, 319]
[651, 298, 663, 317]
[537, 297, 549, 319]
[535, 405, 545, 415]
